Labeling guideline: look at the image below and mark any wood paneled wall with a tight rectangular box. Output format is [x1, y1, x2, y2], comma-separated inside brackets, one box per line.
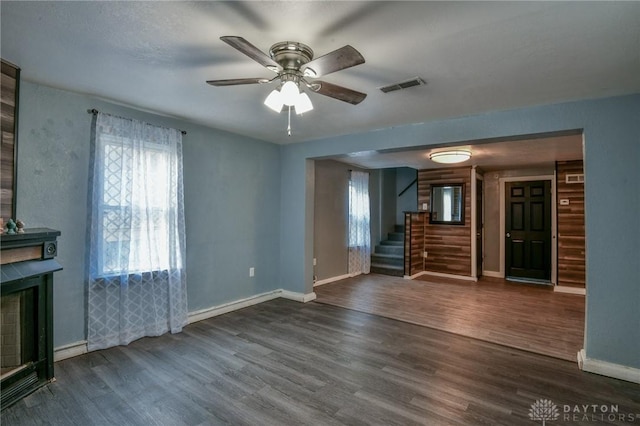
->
[556, 160, 585, 288]
[1, 60, 19, 220]
[404, 212, 426, 276]
[417, 167, 472, 276]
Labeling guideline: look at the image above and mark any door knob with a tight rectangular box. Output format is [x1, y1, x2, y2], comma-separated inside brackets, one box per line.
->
[506, 232, 511, 238]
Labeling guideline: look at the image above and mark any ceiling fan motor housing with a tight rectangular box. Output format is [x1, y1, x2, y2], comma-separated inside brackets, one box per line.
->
[269, 41, 314, 74]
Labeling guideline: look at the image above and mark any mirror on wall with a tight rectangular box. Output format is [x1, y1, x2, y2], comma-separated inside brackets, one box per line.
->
[430, 184, 465, 225]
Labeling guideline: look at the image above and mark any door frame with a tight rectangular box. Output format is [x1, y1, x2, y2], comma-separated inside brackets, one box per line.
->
[498, 173, 557, 284]
[471, 167, 484, 278]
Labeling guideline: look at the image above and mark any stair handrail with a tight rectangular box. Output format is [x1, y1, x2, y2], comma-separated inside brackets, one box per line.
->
[398, 178, 417, 197]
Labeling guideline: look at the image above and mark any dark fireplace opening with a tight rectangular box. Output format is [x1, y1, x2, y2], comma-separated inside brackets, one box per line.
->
[1, 288, 36, 381]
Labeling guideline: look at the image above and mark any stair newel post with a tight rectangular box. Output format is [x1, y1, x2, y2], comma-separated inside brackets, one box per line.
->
[404, 212, 411, 277]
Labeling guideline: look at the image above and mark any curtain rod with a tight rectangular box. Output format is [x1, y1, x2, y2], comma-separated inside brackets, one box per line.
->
[88, 109, 187, 135]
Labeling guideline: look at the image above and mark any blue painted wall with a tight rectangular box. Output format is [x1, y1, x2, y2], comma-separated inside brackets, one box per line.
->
[396, 167, 418, 224]
[16, 82, 281, 347]
[279, 94, 640, 369]
[15, 79, 639, 371]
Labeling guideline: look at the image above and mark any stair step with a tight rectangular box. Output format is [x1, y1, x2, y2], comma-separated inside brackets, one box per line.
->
[371, 264, 404, 277]
[387, 232, 404, 242]
[375, 245, 404, 255]
[371, 253, 403, 267]
[372, 225, 406, 277]
[371, 262, 403, 270]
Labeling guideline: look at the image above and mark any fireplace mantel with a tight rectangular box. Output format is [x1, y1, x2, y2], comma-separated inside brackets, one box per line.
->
[1, 228, 62, 410]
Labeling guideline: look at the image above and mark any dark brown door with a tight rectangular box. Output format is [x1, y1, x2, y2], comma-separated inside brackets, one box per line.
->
[505, 180, 551, 281]
[476, 178, 483, 277]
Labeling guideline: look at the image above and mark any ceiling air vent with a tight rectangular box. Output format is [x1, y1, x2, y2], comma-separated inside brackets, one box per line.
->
[379, 77, 426, 93]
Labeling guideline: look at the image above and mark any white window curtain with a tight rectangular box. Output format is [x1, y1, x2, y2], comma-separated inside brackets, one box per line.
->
[86, 112, 187, 351]
[348, 170, 371, 275]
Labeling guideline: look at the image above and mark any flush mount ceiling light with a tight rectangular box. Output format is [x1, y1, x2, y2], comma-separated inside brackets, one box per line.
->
[207, 36, 367, 136]
[429, 150, 472, 164]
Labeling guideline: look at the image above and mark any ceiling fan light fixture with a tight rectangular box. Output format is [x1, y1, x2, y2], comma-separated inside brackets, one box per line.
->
[295, 92, 313, 115]
[280, 81, 300, 106]
[264, 89, 284, 113]
[429, 150, 471, 164]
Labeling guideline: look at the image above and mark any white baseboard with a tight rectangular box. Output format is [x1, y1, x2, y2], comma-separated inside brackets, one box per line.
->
[280, 290, 317, 303]
[314, 274, 352, 287]
[482, 270, 503, 278]
[404, 271, 427, 280]
[578, 349, 640, 384]
[188, 289, 282, 324]
[420, 270, 478, 282]
[54, 340, 88, 362]
[554, 286, 586, 295]
[577, 348, 585, 369]
[53, 288, 315, 362]
[190, 288, 316, 324]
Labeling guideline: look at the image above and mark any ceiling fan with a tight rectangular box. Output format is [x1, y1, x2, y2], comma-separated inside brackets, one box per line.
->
[206, 36, 367, 121]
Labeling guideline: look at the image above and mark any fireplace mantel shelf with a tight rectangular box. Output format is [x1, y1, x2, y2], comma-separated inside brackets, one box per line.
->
[0, 228, 61, 244]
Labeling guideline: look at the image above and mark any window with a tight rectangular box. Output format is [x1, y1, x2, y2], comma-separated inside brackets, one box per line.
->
[97, 137, 179, 275]
[348, 171, 371, 275]
[348, 178, 370, 247]
[91, 119, 184, 277]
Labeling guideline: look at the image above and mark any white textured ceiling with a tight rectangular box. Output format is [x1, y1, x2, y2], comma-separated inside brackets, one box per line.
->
[1, 1, 639, 146]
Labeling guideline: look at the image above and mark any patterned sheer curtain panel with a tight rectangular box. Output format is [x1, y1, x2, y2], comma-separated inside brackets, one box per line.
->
[348, 170, 371, 275]
[86, 112, 188, 351]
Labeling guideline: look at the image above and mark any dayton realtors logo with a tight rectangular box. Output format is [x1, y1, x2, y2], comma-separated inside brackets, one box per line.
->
[563, 403, 638, 423]
[529, 399, 639, 424]
[529, 399, 560, 425]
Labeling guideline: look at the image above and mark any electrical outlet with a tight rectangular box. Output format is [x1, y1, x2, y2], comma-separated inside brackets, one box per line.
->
[423, 251, 428, 259]
[249, 267, 255, 277]
[313, 258, 317, 266]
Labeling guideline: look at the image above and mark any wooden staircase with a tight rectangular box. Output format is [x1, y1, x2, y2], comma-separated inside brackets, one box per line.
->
[370, 225, 404, 277]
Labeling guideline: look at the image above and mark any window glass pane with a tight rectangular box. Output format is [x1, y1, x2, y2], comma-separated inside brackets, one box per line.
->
[349, 179, 369, 247]
[98, 136, 175, 275]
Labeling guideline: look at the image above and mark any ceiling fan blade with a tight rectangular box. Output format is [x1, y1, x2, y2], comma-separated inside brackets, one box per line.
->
[206, 78, 269, 86]
[220, 36, 280, 71]
[302, 45, 365, 78]
[310, 81, 367, 105]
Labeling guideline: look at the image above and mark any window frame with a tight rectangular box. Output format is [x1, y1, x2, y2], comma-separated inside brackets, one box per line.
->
[94, 134, 178, 278]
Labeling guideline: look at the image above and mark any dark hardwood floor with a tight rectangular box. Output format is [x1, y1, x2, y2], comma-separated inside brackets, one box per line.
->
[2, 299, 639, 425]
[315, 274, 585, 361]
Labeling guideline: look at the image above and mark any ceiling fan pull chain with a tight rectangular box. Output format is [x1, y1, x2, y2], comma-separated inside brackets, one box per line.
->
[287, 105, 292, 137]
